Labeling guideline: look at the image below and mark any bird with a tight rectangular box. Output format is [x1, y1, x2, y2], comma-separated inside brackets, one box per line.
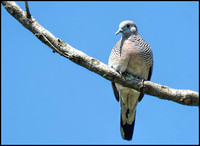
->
[108, 20, 153, 140]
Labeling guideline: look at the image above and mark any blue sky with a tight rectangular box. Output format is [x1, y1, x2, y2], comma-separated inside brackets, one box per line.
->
[1, 1, 199, 145]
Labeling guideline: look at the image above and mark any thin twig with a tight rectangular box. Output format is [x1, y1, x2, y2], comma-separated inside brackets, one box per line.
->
[24, 1, 31, 19]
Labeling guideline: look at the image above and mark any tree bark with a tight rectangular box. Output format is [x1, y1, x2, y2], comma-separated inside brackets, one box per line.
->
[2, 1, 199, 106]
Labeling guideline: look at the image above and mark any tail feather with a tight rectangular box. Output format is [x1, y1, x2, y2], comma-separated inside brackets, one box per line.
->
[120, 112, 136, 140]
[119, 91, 139, 140]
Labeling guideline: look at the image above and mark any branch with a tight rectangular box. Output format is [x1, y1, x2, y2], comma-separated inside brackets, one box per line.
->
[2, 1, 199, 106]
[24, 1, 31, 19]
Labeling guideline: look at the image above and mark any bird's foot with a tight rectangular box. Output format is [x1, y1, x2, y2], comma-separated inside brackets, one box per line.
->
[122, 72, 134, 81]
[134, 75, 146, 83]
[123, 72, 146, 82]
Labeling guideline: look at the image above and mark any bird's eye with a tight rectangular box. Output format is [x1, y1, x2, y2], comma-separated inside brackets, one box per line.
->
[127, 24, 130, 28]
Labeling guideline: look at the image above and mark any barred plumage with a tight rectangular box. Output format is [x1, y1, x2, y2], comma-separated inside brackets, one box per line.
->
[108, 20, 153, 140]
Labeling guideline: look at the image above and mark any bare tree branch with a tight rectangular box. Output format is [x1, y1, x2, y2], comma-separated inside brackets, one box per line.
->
[2, 1, 199, 106]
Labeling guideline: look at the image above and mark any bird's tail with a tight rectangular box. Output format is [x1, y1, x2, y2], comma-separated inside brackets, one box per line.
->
[120, 92, 138, 140]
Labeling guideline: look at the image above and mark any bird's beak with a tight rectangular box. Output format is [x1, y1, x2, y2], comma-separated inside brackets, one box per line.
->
[115, 28, 123, 35]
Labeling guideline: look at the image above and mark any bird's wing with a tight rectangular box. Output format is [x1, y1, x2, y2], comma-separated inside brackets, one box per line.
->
[111, 82, 119, 102]
[138, 64, 153, 102]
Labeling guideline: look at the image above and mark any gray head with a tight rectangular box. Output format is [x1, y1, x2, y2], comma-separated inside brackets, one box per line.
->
[115, 20, 138, 37]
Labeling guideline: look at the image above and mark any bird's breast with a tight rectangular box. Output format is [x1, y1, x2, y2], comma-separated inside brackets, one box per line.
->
[122, 40, 149, 79]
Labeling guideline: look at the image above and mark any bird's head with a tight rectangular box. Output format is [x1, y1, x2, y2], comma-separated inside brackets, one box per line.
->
[115, 20, 138, 37]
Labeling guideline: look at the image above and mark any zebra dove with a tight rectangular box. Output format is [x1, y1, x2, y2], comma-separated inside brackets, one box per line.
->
[108, 20, 153, 140]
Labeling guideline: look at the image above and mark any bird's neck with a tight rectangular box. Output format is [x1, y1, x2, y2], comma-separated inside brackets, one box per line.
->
[122, 32, 139, 40]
